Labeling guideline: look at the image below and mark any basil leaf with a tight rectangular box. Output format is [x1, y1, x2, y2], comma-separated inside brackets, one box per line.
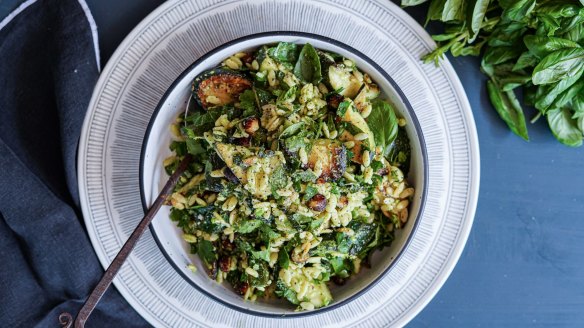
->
[467, 0, 491, 42]
[284, 134, 309, 152]
[573, 93, 584, 116]
[499, 75, 532, 91]
[441, 0, 467, 22]
[450, 41, 465, 56]
[500, 0, 536, 22]
[486, 80, 529, 140]
[551, 79, 584, 109]
[294, 43, 322, 84]
[488, 22, 527, 47]
[258, 224, 280, 244]
[255, 88, 275, 106]
[532, 48, 584, 85]
[538, 14, 561, 36]
[538, 3, 581, 18]
[431, 33, 459, 41]
[524, 35, 581, 59]
[513, 51, 538, 71]
[458, 42, 484, 56]
[547, 108, 583, 147]
[401, 0, 430, 6]
[561, 11, 584, 38]
[535, 69, 584, 112]
[483, 46, 523, 65]
[562, 22, 584, 43]
[367, 99, 399, 154]
[277, 85, 297, 104]
[329, 257, 349, 277]
[426, 0, 447, 24]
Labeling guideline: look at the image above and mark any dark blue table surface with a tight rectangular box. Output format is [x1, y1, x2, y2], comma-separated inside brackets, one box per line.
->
[4, 1, 584, 326]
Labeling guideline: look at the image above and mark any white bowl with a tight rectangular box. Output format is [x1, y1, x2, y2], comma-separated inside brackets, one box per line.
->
[140, 31, 428, 317]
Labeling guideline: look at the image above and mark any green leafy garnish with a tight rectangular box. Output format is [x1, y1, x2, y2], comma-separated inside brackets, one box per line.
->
[367, 99, 399, 154]
[236, 220, 263, 233]
[403, 0, 584, 146]
[269, 42, 299, 63]
[197, 240, 216, 269]
[294, 43, 322, 84]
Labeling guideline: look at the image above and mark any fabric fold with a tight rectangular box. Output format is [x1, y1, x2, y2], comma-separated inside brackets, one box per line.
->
[0, 0, 148, 326]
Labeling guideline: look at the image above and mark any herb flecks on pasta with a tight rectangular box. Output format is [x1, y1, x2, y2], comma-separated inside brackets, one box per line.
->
[163, 43, 414, 310]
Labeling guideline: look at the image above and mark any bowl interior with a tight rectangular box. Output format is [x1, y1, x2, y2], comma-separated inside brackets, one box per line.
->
[141, 33, 426, 316]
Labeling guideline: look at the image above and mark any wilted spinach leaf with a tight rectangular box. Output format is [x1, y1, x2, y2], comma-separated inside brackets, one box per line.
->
[294, 43, 322, 84]
[385, 127, 411, 173]
[236, 219, 263, 233]
[275, 280, 299, 304]
[268, 42, 299, 63]
[367, 99, 398, 155]
[197, 240, 217, 269]
[239, 89, 258, 117]
[277, 247, 290, 269]
[269, 165, 288, 198]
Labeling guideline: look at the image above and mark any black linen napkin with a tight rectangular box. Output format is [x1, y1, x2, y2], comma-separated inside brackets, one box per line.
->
[0, 0, 149, 326]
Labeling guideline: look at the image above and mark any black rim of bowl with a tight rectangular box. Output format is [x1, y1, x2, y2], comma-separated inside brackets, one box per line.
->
[139, 31, 428, 318]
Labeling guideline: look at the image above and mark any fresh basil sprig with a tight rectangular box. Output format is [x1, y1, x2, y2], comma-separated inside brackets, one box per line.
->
[403, 0, 584, 146]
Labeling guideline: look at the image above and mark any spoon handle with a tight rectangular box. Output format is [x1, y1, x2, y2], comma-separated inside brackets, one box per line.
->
[60, 154, 193, 328]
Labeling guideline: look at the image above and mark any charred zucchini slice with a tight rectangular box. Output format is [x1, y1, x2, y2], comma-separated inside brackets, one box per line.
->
[306, 139, 347, 180]
[340, 100, 375, 150]
[214, 143, 254, 183]
[192, 68, 252, 109]
[328, 65, 363, 99]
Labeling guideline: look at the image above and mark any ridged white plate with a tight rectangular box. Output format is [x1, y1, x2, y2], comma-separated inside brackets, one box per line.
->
[78, 0, 480, 327]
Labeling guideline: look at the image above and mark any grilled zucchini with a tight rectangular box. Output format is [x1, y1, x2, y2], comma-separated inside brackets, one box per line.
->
[306, 139, 347, 180]
[192, 68, 252, 109]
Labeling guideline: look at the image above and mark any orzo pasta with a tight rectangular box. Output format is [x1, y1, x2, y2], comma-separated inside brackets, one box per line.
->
[163, 42, 414, 310]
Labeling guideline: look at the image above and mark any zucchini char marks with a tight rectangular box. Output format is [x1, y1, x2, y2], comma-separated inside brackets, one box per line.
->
[192, 68, 252, 109]
[306, 139, 347, 180]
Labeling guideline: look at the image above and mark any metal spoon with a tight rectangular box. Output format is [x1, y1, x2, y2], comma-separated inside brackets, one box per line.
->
[59, 153, 192, 328]
[60, 98, 196, 328]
